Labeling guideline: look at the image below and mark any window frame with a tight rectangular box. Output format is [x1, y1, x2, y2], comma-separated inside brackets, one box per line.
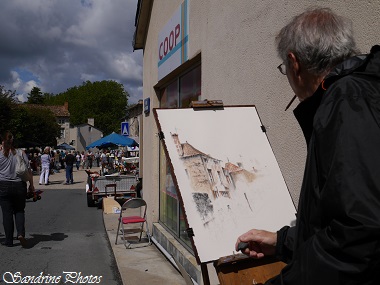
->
[158, 62, 201, 252]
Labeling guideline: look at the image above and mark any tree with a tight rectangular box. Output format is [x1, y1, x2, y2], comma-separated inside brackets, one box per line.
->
[44, 80, 129, 134]
[43, 92, 55, 102]
[27, 86, 44, 104]
[10, 105, 60, 147]
[0, 86, 18, 134]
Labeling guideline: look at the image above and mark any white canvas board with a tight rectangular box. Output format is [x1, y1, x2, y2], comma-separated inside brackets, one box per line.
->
[155, 107, 296, 263]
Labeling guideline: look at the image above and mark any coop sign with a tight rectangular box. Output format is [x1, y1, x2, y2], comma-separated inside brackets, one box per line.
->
[158, 0, 189, 81]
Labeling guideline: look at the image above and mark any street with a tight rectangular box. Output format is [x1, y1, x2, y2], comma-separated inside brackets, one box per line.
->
[0, 172, 122, 285]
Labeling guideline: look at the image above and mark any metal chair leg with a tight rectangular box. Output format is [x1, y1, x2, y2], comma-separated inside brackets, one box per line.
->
[121, 223, 127, 248]
[115, 218, 121, 244]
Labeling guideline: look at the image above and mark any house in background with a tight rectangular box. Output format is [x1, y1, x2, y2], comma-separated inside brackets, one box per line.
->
[24, 102, 103, 151]
[53, 102, 71, 145]
[69, 118, 103, 152]
[123, 99, 143, 143]
[123, 99, 143, 158]
[26, 102, 71, 145]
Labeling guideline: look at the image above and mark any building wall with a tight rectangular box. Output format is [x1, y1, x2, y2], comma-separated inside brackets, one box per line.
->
[125, 100, 143, 139]
[69, 124, 103, 152]
[57, 119, 70, 145]
[69, 128, 77, 150]
[142, 1, 379, 225]
[126, 117, 140, 138]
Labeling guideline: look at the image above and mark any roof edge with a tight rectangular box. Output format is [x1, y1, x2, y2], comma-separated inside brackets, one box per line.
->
[133, 0, 153, 50]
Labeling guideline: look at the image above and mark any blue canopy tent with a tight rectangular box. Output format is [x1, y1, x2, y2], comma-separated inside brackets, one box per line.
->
[56, 142, 75, 150]
[86, 132, 139, 150]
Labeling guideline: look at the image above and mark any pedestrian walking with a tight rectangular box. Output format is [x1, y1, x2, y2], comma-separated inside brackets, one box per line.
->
[64, 151, 76, 185]
[39, 147, 51, 185]
[0, 131, 34, 247]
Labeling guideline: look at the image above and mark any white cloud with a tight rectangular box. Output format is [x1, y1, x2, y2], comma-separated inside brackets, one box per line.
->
[111, 53, 143, 81]
[11, 71, 22, 90]
[0, 0, 142, 104]
[80, 73, 98, 82]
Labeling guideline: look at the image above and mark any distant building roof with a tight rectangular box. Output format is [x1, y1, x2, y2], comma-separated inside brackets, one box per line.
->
[25, 102, 70, 117]
[73, 123, 103, 132]
[125, 100, 143, 118]
[133, 0, 153, 50]
[224, 162, 243, 173]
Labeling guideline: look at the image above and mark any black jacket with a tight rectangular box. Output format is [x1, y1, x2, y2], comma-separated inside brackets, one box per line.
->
[269, 45, 380, 284]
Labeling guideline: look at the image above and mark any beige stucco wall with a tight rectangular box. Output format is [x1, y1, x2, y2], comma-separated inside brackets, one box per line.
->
[141, 0, 380, 229]
[69, 125, 103, 152]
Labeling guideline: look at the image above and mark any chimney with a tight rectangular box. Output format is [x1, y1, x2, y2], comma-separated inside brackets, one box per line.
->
[64, 102, 69, 110]
[88, 118, 94, 126]
[171, 133, 183, 157]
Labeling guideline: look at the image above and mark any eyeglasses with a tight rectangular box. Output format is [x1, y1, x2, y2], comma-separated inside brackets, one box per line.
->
[277, 63, 286, 75]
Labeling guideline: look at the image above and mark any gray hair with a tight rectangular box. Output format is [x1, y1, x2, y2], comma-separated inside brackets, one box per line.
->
[276, 7, 359, 75]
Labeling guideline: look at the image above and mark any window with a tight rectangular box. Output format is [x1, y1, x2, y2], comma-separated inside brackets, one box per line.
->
[159, 64, 201, 249]
[208, 169, 214, 183]
[217, 171, 223, 182]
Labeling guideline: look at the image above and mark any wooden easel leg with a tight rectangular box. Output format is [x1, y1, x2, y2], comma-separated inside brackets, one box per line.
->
[201, 263, 211, 285]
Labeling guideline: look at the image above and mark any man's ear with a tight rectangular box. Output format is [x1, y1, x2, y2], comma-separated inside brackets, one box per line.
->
[287, 52, 300, 77]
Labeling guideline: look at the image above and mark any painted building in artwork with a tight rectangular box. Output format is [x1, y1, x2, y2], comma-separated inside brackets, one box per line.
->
[133, 0, 380, 283]
[173, 133, 257, 201]
[224, 162, 256, 185]
[172, 133, 235, 199]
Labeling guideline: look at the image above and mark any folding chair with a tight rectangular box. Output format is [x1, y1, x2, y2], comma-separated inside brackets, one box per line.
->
[115, 198, 151, 248]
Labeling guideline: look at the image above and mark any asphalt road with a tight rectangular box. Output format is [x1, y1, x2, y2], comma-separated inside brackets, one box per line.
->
[0, 185, 122, 285]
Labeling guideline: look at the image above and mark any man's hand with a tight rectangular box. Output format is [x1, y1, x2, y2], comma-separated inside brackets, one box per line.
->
[235, 229, 277, 259]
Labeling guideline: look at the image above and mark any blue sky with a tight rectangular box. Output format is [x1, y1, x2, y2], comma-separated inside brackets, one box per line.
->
[0, 0, 143, 104]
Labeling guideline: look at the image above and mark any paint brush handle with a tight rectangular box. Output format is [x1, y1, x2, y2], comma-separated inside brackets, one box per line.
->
[237, 242, 249, 251]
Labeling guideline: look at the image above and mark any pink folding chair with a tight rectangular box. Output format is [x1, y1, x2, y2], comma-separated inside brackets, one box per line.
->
[115, 198, 151, 248]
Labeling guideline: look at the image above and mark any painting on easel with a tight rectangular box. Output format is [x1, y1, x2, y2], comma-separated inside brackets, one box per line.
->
[154, 106, 296, 264]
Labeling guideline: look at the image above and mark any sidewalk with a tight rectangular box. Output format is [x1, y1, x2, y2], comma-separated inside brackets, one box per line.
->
[33, 168, 187, 285]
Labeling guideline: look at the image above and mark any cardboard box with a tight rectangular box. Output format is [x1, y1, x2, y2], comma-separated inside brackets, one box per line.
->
[103, 197, 121, 214]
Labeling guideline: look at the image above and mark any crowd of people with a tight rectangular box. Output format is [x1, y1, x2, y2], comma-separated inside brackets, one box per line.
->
[23, 148, 139, 186]
[0, 130, 139, 247]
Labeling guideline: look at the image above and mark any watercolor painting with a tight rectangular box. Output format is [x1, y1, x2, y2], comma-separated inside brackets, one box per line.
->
[155, 107, 296, 263]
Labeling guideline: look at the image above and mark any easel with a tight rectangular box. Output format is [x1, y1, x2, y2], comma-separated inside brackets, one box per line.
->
[154, 100, 294, 285]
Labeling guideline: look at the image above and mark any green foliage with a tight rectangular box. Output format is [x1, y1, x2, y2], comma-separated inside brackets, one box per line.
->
[1, 85, 60, 147]
[10, 105, 60, 147]
[0, 86, 18, 133]
[43, 92, 55, 102]
[27, 86, 44, 104]
[44, 80, 129, 134]
[2, 80, 130, 147]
